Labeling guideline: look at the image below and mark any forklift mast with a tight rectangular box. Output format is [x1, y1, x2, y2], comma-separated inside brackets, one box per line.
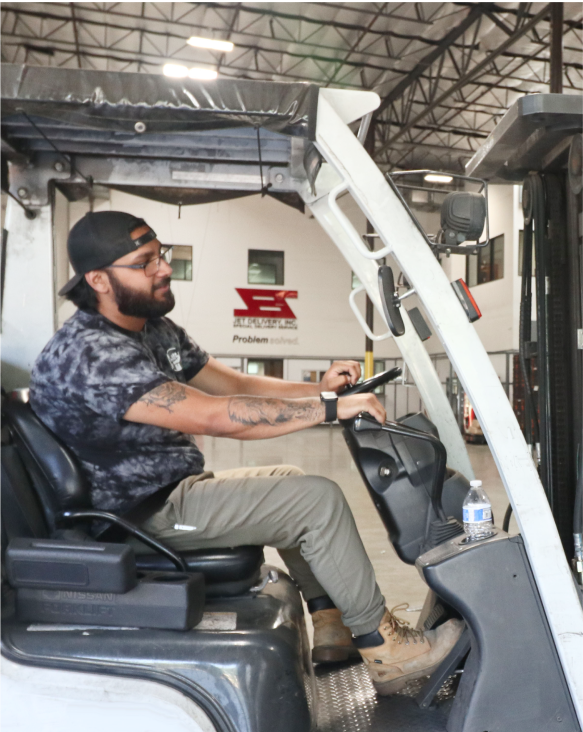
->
[466, 98, 583, 566]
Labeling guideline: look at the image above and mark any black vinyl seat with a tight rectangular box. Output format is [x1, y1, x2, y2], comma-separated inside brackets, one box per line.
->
[2, 395, 263, 596]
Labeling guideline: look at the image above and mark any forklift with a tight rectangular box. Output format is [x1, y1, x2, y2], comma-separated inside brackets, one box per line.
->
[1, 65, 582, 731]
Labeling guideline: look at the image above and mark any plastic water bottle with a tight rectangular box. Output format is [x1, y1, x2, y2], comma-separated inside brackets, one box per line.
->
[462, 480, 494, 540]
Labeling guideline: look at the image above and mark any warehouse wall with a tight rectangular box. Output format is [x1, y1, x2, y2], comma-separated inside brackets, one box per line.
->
[57, 184, 522, 369]
[62, 189, 402, 361]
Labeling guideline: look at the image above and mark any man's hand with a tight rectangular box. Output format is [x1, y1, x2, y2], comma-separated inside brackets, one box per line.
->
[337, 393, 386, 424]
[320, 360, 361, 394]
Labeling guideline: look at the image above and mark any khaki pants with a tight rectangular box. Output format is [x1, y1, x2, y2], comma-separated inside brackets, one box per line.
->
[139, 465, 385, 636]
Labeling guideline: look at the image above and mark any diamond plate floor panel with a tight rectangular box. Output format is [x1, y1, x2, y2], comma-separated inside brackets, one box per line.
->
[315, 660, 452, 732]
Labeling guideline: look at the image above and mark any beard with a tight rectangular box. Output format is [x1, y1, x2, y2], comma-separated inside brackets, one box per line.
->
[108, 270, 175, 319]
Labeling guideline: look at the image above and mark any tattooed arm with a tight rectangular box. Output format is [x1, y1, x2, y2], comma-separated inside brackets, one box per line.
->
[123, 380, 385, 439]
[189, 356, 362, 398]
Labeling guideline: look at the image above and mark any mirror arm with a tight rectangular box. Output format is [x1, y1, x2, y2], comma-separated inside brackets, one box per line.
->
[398, 288, 416, 302]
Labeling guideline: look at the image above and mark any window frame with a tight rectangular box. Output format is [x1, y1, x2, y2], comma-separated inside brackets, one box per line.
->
[248, 249, 285, 286]
[466, 234, 504, 287]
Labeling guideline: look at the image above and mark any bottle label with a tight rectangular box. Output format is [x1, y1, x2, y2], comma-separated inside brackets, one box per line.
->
[463, 506, 492, 523]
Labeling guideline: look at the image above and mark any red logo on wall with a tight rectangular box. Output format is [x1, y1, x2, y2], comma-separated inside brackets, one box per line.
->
[234, 288, 298, 319]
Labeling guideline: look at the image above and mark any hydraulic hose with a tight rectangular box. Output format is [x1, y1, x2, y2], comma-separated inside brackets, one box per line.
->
[519, 177, 540, 452]
[522, 174, 554, 505]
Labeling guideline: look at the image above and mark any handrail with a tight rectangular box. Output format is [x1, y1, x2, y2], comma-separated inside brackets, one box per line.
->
[327, 182, 392, 260]
[348, 286, 392, 341]
[57, 509, 189, 572]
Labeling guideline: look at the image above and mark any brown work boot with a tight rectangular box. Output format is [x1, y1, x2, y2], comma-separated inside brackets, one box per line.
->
[358, 606, 464, 695]
[311, 608, 360, 663]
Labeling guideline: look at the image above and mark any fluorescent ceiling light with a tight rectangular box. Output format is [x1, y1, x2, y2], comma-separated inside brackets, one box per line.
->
[163, 64, 218, 81]
[163, 63, 188, 78]
[187, 36, 234, 53]
[424, 173, 454, 184]
[188, 68, 218, 81]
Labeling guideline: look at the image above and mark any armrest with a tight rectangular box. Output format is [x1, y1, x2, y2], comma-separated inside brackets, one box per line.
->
[56, 509, 188, 572]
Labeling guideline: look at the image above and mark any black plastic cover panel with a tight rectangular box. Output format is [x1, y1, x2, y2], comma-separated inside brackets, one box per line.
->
[1, 64, 319, 138]
[344, 414, 468, 564]
[15, 570, 205, 630]
[418, 534, 579, 732]
[6, 537, 137, 593]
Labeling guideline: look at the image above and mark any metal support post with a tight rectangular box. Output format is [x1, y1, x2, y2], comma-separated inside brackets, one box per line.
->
[1, 195, 55, 390]
[364, 123, 376, 380]
[550, 3, 564, 94]
[364, 219, 375, 380]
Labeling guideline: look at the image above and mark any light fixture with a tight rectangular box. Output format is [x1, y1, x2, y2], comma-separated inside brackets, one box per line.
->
[163, 63, 188, 78]
[163, 64, 218, 81]
[424, 173, 454, 184]
[188, 68, 218, 81]
[187, 36, 234, 53]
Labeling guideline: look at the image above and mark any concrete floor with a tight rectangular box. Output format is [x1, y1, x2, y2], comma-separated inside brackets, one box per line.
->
[198, 425, 519, 640]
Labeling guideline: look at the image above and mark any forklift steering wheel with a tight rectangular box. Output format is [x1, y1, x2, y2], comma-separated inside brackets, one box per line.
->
[341, 366, 402, 396]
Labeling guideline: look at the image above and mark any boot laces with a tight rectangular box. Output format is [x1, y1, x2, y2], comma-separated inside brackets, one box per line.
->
[382, 603, 425, 645]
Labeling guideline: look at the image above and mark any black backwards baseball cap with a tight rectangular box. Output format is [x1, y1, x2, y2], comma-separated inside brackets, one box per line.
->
[59, 211, 157, 296]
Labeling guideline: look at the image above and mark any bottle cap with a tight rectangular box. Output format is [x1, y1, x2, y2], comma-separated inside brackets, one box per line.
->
[469, 480, 482, 487]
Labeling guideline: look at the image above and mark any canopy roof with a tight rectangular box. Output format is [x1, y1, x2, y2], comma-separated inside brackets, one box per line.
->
[1, 64, 321, 210]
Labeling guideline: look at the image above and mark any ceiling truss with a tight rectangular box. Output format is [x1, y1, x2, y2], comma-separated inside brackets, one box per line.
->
[1, 2, 582, 172]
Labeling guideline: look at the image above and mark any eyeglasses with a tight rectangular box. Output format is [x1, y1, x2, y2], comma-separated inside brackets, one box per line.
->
[107, 246, 173, 277]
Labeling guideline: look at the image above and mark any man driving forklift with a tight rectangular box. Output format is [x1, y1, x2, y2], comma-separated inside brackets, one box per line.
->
[29, 211, 462, 695]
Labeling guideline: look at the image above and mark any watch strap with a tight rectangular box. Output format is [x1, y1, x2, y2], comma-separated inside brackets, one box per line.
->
[320, 393, 338, 422]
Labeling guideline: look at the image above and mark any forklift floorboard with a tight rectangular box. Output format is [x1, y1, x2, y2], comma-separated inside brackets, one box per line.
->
[315, 659, 453, 732]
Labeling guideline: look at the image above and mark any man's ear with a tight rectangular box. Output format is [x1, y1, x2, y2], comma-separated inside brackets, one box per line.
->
[85, 270, 110, 294]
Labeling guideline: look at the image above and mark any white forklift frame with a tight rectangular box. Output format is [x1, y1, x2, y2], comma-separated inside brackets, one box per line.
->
[2, 80, 582, 727]
[309, 89, 583, 723]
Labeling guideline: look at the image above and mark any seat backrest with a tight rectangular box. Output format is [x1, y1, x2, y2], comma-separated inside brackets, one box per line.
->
[3, 395, 91, 532]
[1, 444, 49, 553]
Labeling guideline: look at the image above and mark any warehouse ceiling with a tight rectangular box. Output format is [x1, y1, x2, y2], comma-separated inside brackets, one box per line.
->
[1, 2, 582, 173]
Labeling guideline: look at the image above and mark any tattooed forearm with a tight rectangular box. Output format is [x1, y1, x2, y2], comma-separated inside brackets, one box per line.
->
[139, 381, 188, 413]
[228, 396, 324, 427]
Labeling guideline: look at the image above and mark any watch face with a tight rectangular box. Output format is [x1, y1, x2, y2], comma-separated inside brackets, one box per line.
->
[321, 392, 337, 400]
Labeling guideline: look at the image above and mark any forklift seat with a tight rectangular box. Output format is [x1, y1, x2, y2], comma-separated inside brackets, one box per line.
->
[2, 396, 263, 597]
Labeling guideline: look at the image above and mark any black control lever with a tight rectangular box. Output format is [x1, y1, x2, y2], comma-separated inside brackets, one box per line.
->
[341, 366, 402, 396]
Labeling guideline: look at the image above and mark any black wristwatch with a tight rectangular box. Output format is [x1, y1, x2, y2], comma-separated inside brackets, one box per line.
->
[320, 392, 338, 423]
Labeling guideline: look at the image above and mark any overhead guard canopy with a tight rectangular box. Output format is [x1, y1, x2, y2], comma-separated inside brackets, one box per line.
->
[1, 64, 321, 209]
[1, 64, 320, 138]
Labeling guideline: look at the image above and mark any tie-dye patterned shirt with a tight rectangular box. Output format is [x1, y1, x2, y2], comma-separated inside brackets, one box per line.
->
[30, 309, 209, 515]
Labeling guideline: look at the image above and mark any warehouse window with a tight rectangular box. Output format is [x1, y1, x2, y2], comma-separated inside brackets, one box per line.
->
[303, 370, 327, 383]
[466, 234, 504, 287]
[247, 359, 284, 379]
[248, 250, 284, 285]
[169, 245, 193, 281]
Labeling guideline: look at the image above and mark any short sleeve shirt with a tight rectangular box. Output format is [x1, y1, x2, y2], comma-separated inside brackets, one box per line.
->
[29, 309, 209, 515]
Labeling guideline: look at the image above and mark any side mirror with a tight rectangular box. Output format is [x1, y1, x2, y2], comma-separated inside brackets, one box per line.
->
[378, 265, 405, 337]
[440, 192, 486, 247]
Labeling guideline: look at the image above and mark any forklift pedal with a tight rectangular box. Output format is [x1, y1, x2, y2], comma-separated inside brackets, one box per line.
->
[416, 627, 471, 709]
